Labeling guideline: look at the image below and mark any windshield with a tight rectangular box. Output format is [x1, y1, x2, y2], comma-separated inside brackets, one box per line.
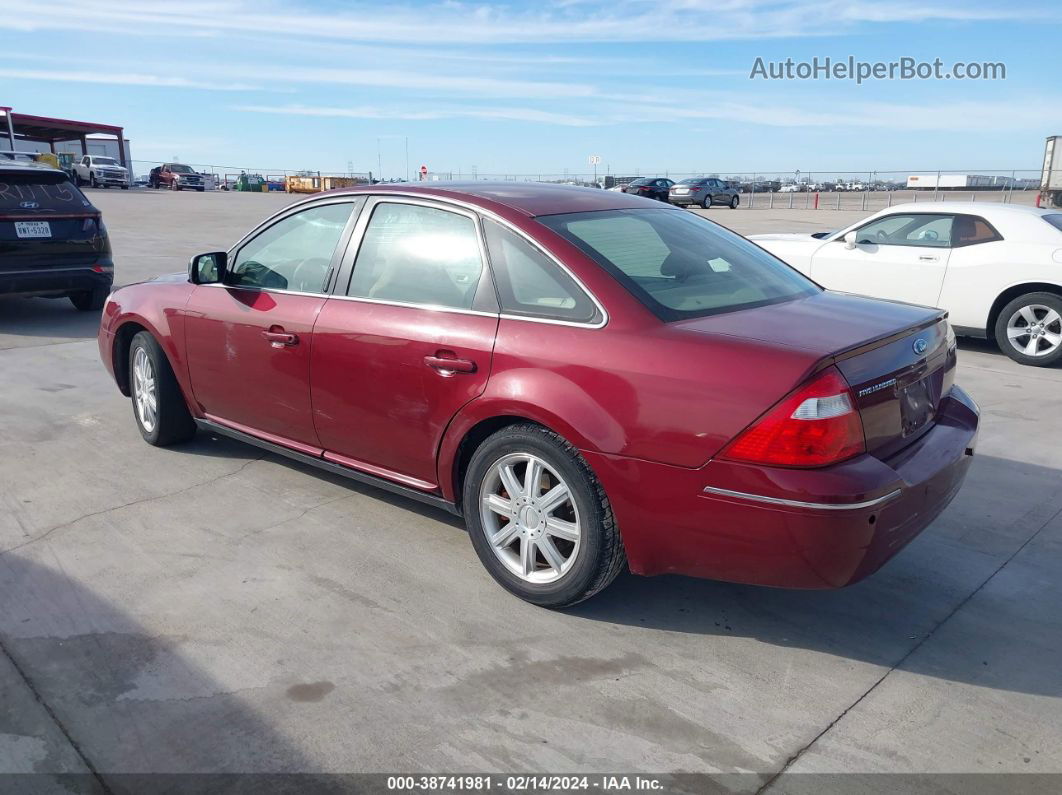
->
[169, 164, 194, 173]
[1044, 214, 1062, 233]
[537, 209, 819, 321]
[93, 157, 119, 166]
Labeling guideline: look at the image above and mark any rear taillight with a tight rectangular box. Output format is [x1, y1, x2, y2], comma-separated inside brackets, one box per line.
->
[720, 366, 865, 468]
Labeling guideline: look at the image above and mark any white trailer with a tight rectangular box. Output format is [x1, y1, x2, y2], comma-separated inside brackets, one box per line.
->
[1041, 136, 1062, 208]
[907, 173, 1009, 190]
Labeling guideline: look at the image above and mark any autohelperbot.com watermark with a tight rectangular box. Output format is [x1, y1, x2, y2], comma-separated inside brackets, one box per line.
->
[750, 56, 1006, 84]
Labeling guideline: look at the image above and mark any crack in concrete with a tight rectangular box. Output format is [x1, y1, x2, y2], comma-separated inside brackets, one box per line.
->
[0, 455, 266, 557]
[757, 495, 1062, 793]
[0, 634, 112, 792]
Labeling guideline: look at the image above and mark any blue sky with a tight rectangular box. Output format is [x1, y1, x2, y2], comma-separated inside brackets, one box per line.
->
[0, 0, 1059, 179]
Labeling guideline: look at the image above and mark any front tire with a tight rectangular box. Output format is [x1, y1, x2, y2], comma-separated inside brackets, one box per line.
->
[729, 194, 739, 209]
[463, 424, 625, 608]
[994, 292, 1062, 367]
[128, 331, 197, 446]
[701, 194, 712, 209]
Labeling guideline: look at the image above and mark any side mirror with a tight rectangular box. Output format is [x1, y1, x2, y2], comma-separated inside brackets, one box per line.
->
[843, 230, 858, 250]
[189, 251, 227, 284]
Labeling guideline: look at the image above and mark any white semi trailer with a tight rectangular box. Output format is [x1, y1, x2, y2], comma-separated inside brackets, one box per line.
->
[1042, 136, 1062, 208]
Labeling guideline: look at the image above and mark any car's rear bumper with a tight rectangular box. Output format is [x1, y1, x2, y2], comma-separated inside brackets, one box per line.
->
[0, 265, 113, 298]
[668, 194, 701, 205]
[584, 385, 979, 588]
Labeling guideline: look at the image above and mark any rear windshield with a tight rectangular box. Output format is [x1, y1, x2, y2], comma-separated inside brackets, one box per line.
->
[537, 208, 819, 321]
[1044, 214, 1062, 233]
[627, 178, 651, 186]
[0, 171, 93, 213]
[678, 178, 707, 185]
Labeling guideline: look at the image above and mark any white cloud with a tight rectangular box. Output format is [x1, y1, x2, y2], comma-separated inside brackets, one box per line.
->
[234, 103, 598, 127]
[0, 0, 1052, 44]
[0, 68, 261, 91]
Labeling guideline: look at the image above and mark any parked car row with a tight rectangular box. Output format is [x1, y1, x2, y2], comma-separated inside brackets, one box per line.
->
[621, 176, 741, 208]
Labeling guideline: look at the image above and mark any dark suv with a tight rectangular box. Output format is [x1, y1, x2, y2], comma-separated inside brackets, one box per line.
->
[669, 177, 740, 209]
[0, 162, 113, 310]
[623, 177, 674, 201]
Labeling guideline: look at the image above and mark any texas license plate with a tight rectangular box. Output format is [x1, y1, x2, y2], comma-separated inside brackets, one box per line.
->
[14, 221, 51, 238]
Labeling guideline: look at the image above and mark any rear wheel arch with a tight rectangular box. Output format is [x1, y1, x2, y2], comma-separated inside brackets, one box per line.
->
[450, 415, 547, 514]
[987, 282, 1062, 336]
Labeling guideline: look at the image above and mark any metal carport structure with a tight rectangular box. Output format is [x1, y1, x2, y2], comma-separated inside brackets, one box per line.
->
[1, 107, 127, 169]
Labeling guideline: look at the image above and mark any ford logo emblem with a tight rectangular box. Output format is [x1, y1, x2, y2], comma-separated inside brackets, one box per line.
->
[913, 338, 928, 355]
[19, 201, 39, 209]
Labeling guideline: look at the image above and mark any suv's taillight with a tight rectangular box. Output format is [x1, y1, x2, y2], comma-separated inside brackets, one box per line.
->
[720, 366, 865, 468]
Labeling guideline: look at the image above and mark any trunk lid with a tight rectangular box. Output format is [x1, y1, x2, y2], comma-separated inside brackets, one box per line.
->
[674, 290, 953, 459]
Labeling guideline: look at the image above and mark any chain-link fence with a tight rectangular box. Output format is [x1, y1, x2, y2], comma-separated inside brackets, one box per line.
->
[97, 161, 1057, 209]
[424, 168, 1053, 210]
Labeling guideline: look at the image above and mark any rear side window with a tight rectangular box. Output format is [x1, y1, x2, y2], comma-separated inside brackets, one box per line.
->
[482, 218, 598, 323]
[0, 171, 91, 212]
[538, 209, 818, 321]
[952, 215, 1002, 247]
[1043, 214, 1062, 232]
[347, 202, 483, 310]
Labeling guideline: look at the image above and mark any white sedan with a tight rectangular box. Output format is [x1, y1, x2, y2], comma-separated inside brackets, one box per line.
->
[750, 202, 1062, 366]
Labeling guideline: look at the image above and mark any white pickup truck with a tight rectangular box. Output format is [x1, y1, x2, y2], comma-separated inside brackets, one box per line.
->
[74, 155, 129, 189]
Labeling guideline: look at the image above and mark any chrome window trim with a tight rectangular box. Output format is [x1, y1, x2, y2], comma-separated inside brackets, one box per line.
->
[702, 486, 902, 511]
[240, 189, 609, 329]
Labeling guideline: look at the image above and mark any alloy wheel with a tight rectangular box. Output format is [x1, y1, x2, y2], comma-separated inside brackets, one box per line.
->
[1006, 304, 1062, 358]
[478, 453, 582, 584]
[132, 346, 158, 432]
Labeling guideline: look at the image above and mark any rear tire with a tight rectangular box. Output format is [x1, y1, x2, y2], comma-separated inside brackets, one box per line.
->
[993, 292, 1062, 367]
[128, 331, 197, 446]
[463, 424, 626, 608]
[69, 288, 107, 311]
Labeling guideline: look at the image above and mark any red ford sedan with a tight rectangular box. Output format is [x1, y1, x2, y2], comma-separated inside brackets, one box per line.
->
[99, 183, 978, 607]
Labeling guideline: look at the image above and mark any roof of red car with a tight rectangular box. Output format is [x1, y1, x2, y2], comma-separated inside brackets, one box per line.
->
[339, 181, 672, 217]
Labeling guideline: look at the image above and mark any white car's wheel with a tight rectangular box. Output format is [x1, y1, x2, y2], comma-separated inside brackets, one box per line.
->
[994, 293, 1062, 367]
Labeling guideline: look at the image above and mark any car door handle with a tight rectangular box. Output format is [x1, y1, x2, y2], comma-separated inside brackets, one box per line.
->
[918, 255, 939, 262]
[424, 354, 477, 375]
[262, 329, 298, 346]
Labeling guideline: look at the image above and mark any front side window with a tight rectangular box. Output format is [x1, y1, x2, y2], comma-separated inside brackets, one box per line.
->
[852, 214, 953, 248]
[347, 202, 483, 310]
[482, 219, 598, 323]
[229, 202, 355, 293]
[538, 209, 818, 321]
